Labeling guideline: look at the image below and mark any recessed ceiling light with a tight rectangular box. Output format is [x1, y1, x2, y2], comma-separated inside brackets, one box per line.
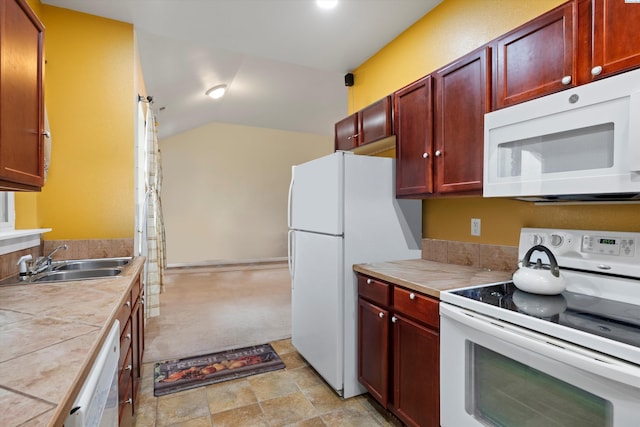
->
[316, 0, 338, 10]
[205, 84, 227, 99]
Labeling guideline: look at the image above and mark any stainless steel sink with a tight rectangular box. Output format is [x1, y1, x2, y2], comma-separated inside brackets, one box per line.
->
[53, 257, 131, 271]
[32, 268, 123, 283]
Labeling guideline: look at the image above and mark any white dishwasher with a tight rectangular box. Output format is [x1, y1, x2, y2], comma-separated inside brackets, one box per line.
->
[65, 320, 120, 427]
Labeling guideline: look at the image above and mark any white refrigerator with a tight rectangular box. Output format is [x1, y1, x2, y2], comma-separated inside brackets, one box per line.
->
[287, 151, 422, 398]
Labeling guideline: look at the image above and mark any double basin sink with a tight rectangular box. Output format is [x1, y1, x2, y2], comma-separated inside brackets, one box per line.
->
[30, 257, 132, 283]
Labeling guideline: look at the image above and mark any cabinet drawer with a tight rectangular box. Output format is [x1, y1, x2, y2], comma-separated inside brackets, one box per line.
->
[393, 287, 439, 329]
[119, 318, 132, 368]
[358, 275, 390, 306]
[117, 291, 133, 335]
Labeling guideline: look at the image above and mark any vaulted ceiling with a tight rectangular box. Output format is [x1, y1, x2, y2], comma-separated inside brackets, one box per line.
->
[42, 0, 442, 139]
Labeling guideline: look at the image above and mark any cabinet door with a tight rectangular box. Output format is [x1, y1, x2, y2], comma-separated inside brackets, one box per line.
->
[394, 75, 434, 197]
[359, 96, 392, 146]
[494, 2, 576, 109]
[392, 314, 439, 427]
[358, 298, 389, 407]
[0, 0, 45, 191]
[334, 113, 358, 151]
[581, 0, 640, 82]
[434, 47, 490, 194]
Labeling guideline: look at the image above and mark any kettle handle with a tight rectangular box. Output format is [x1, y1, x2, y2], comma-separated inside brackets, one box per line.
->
[522, 245, 561, 278]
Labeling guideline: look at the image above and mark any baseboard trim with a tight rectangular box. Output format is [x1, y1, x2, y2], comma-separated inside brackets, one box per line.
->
[167, 257, 288, 270]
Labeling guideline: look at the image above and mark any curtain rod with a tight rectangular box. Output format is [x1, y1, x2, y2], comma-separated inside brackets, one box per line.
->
[138, 94, 153, 103]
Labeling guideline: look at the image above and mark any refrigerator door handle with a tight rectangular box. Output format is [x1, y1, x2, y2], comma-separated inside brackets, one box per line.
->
[287, 174, 294, 229]
[288, 230, 295, 284]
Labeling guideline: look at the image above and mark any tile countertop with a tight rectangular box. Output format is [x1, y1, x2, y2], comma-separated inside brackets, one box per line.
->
[0, 256, 145, 427]
[353, 259, 514, 299]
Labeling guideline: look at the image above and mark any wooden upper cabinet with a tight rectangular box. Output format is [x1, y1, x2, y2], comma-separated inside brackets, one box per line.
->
[0, 0, 45, 191]
[578, 0, 640, 83]
[334, 96, 393, 151]
[494, 1, 576, 109]
[334, 113, 359, 151]
[434, 47, 490, 195]
[359, 95, 392, 146]
[394, 75, 434, 197]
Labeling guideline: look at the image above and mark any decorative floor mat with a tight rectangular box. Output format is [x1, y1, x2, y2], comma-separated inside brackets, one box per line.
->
[153, 343, 285, 396]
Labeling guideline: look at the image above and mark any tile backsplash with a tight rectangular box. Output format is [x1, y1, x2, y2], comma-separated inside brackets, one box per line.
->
[0, 239, 134, 280]
[422, 238, 518, 273]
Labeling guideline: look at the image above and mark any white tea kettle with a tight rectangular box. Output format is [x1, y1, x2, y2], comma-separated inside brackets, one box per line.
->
[512, 245, 566, 295]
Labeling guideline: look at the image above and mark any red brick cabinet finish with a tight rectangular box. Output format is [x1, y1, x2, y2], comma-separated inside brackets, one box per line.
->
[118, 272, 144, 427]
[577, 0, 640, 83]
[334, 113, 359, 151]
[0, 0, 45, 191]
[334, 96, 393, 151]
[357, 274, 440, 427]
[494, 1, 576, 109]
[394, 75, 434, 197]
[434, 47, 491, 195]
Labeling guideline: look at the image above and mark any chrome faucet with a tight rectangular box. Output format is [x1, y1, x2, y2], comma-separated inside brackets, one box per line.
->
[31, 244, 68, 274]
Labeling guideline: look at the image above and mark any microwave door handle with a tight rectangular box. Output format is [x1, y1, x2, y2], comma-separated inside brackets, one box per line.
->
[443, 305, 640, 388]
[629, 90, 640, 172]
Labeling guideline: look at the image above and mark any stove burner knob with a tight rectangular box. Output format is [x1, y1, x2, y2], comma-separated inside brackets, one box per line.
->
[550, 234, 563, 247]
[530, 234, 543, 245]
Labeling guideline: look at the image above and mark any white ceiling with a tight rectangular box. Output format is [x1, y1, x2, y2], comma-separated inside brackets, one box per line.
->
[42, 0, 442, 139]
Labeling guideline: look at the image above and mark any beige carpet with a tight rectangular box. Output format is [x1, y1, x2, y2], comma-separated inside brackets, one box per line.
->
[143, 262, 291, 363]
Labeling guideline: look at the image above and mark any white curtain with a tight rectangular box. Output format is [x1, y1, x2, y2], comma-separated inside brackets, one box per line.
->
[138, 99, 166, 318]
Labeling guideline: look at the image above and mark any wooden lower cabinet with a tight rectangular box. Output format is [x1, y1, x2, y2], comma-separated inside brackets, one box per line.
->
[117, 271, 144, 426]
[357, 274, 440, 427]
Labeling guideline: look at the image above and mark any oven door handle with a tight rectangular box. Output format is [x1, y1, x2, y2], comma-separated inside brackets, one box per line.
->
[442, 304, 640, 389]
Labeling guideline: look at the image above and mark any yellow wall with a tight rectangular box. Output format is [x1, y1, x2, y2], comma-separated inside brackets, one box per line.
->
[352, 0, 640, 246]
[15, 3, 135, 239]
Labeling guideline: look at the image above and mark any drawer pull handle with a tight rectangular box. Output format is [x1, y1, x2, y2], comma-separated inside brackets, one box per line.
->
[378, 312, 384, 318]
[409, 293, 416, 300]
[391, 316, 397, 323]
[367, 279, 372, 285]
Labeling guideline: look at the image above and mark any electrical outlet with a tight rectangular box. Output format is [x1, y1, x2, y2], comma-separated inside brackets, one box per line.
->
[471, 218, 481, 236]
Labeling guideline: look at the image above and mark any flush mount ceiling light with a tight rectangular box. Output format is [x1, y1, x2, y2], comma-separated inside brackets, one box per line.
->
[205, 84, 227, 99]
[316, 0, 338, 10]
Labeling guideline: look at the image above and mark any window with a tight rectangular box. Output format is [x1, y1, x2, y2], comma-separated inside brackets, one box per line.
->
[0, 192, 15, 232]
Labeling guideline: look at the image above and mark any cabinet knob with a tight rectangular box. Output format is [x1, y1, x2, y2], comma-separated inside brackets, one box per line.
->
[125, 301, 131, 308]
[378, 312, 384, 318]
[561, 75, 572, 85]
[366, 278, 372, 284]
[422, 152, 429, 159]
[125, 364, 132, 371]
[409, 292, 416, 300]
[125, 333, 131, 340]
[347, 136, 352, 140]
[591, 66, 603, 76]
[124, 398, 133, 405]
[42, 130, 51, 138]
[391, 316, 397, 323]
[435, 150, 442, 157]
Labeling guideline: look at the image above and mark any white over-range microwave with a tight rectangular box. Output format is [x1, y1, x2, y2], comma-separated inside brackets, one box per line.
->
[483, 68, 640, 202]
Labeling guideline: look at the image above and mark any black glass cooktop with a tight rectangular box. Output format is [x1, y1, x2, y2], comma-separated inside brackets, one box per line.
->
[452, 282, 640, 348]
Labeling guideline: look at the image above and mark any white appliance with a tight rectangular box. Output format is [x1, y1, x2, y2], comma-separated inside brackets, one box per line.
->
[484, 68, 640, 201]
[440, 228, 640, 427]
[287, 151, 421, 398]
[66, 320, 120, 427]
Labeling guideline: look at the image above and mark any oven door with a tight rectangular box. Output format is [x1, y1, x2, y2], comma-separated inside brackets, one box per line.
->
[440, 303, 640, 427]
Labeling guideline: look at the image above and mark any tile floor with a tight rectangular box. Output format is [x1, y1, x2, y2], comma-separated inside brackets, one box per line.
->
[134, 338, 401, 427]
[134, 264, 401, 426]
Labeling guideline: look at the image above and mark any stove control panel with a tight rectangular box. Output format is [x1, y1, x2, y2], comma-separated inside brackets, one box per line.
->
[582, 235, 635, 257]
[519, 228, 640, 277]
